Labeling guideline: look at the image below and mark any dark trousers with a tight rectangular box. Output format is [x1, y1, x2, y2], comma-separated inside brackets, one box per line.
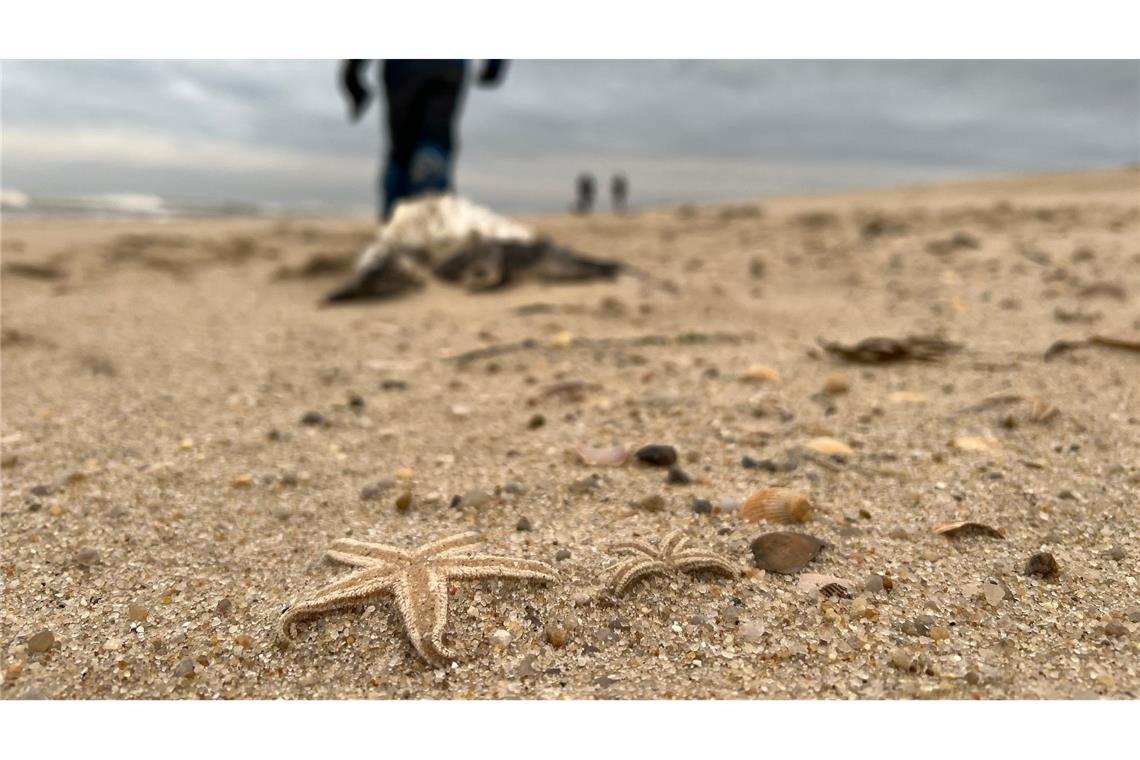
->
[380, 60, 468, 219]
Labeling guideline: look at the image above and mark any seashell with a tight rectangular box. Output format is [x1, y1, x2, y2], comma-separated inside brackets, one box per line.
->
[888, 390, 928, 404]
[804, 436, 853, 457]
[749, 531, 826, 574]
[953, 435, 998, 452]
[797, 573, 856, 597]
[741, 487, 812, 524]
[933, 520, 1005, 539]
[741, 365, 781, 383]
[574, 444, 628, 466]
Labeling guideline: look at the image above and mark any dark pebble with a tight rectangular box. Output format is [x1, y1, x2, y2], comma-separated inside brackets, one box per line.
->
[634, 494, 666, 512]
[299, 411, 325, 426]
[516, 516, 532, 531]
[1025, 552, 1060, 578]
[666, 465, 692, 485]
[347, 393, 365, 411]
[635, 444, 677, 467]
[554, 548, 571, 562]
[29, 485, 54, 497]
[527, 414, 546, 430]
[691, 498, 713, 515]
[380, 379, 408, 391]
[216, 598, 233, 616]
[75, 547, 101, 567]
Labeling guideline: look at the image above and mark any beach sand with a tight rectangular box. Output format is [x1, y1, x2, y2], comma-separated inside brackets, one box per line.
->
[1, 168, 1137, 699]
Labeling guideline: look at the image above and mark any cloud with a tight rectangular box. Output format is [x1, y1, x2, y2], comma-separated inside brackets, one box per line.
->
[2, 60, 1137, 211]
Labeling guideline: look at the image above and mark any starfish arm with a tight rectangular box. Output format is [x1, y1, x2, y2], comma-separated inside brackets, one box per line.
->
[673, 551, 739, 578]
[660, 530, 691, 558]
[326, 538, 410, 566]
[606, 539, 660, 558]
[325, 549, 403, 570]
[605, 557, 669, 596]
[278, 567, 395, 639]
[392, 567, 457, 666]
[439, 556, 558, 583]
[416, 532, 485, 559]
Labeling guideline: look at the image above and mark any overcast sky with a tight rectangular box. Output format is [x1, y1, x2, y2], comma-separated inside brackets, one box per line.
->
[2, 60, 1137, 213]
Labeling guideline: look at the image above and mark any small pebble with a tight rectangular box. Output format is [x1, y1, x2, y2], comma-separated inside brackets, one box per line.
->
[635, 494, 666, 512]
[545, 624, 569, 648]
[527, 414, 546, 430]
[666, 465, 692, 485]
[490, 629, 511, 648]
[459, 490, 492, 509]
[235, 634, 254, 648]
[1106, 546, 1126, 561]
[395, 492, 413, 512]
[691, 498, 713, 515]
[863, 574, 884, 593]
[890, 648, 912, 670]
[75, 547, 101, 567]
[127, 603, 149, 622]
[554, 548, 571, 562]
[395, 467, 415, 481]
[216, 598, 234, 616]
[983, 583, 1005, 606]
[930, 626, 951, 641]
[635, 445, 677, 467]
[174, 656, 195, 678]
[380, 379, 407, 391]
[516, 516, 532, 531]
[347, 393, 365, 411]
[360, 484, 383, 501]
[503, 481, 526, 495]
[27, 629, 55, 653]
[1104, 621, 1128, 638]
[823, 374, 850, 395]
[1025, 551, 1060, 578]
[299, 411, 325, 426]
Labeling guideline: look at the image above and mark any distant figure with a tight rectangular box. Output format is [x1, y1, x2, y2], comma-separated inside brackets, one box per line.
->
[574, 173, 596, 215]
[340, 60, 507, 221]
[611, 173, 629, 213]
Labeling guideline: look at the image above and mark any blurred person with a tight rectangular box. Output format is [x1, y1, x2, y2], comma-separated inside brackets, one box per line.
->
[574, 172, 596, 215]
[611, 173, 628, 213]
[340, 59, 506, 220]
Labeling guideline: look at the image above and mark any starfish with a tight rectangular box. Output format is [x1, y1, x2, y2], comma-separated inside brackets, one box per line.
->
[278, 532, 557, 666]
[604, 530, 738, 596]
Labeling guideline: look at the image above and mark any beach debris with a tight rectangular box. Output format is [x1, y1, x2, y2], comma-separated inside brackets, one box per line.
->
[576, 444, 628, 467]
[933, 521, 1005, 539]
[666, 465, 693, 485]
[1044, 333, 1140, 360]
[888, 390, 929, 404]
[1025, 552, 1060, 578]
[749, 531, 826, 574]
[741, 487, 813, 524]
[27, 629, 55, 653]
[278, 532, 556, 666]
[818, 334, 962, 364]
[603, 530, 737, 596]
[635, 444, 677, 467]
[804, 436, 854, 457]
[741, 365, 781, 383]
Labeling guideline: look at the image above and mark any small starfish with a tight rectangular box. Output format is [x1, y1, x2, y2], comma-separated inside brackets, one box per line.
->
[604, 529, 738, 596]
[278, 532, 557, 666]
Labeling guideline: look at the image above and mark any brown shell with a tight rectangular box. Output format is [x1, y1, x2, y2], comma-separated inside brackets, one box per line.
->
[741, 365, 781, 383]
[933, 520, 1005, 539]
[741, 487, 813, 524]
